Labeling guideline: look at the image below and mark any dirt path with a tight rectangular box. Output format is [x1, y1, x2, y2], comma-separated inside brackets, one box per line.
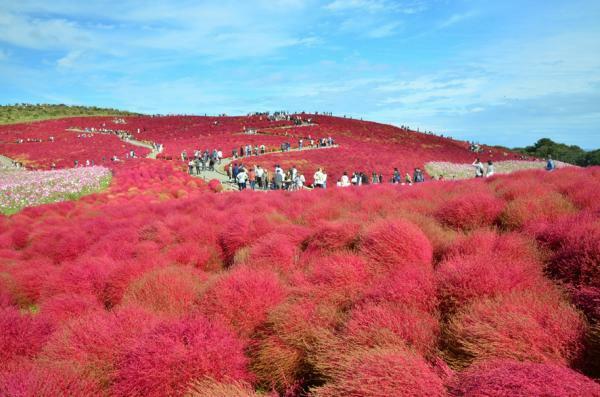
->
[67, 128, 159, 159]
[189, 144, 339, 190]
[0, 154, 18, 168]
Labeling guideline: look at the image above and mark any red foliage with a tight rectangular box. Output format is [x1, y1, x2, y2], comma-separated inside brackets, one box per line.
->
[436, 189, 505, 230]
[444, 288, 585, 368]
[436, 231, 545, 311]
[40, 305, 160, 385]
[449, 359, 600, 397]
[343, 302, 439, 356]
[112, 316, 251, 397]
[535, 212, 600, 289]
[302, 221, 361, 254]
[310, 347, 446, 397]
[0, 362, 103, 397]
[359, 218, 433, 272]
[122, 266, 205, 316]
[0, 307, 54, 370]
[208, 179, 224, 192]
[198, 266, 287, 338]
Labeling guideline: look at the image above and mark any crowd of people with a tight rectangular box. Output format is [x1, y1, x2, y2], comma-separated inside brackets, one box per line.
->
[223, 162, 449, 192]
[183, 149, 222, 174]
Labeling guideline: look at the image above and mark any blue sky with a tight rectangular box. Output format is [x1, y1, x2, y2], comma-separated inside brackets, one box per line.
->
[1, 0, 599, 148]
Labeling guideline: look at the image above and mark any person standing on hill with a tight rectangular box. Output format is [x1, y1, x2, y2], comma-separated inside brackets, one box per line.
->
[472, 158, 485, 178]
[546, 155, 556, 171]
[314, 168, 325, 188]
[236, 168, 248, 190]
[248, 167, 256, 190]
[393, 168, 401, 183]
[486, 160, 495, 177]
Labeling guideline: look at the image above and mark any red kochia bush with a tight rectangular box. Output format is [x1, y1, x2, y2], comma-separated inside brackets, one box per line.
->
[359, 219, 433, 272]
[536, 213, 600, 288]
[444, 289, 585, 368]
[41, 305, 160, 386]
[362, 265, 437, 312]
[310, 347, 446, 397]
[112, 316, 251, 397]
[302, 221, 361, 254]
[436, 191, 505, 230]
[198, 266, 286, 338]
[207, 179, 224, 192]
[122, 266, 205, 317]
[38, 292, 102, 325]
[436, 232, 544, 311]
[343, 302, 440, 356]
[0, 307, 54, 370]
[449, 359, 600, 397]
[0, 362, 103, 397]
[187, 378, 268, 397]
[500, 192, 574, 229]
[303, 253, 370, 306]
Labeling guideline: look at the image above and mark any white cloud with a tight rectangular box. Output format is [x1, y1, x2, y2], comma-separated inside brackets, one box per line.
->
[367, 22, 402, 38]
[57, 50, 83, 68]
[325, 0, 426, 14]
[439, 11, 478, 29]
[0, 12, 91, 50]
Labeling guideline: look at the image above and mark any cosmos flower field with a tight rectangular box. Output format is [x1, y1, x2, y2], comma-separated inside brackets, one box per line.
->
[0, 115, 599, 396]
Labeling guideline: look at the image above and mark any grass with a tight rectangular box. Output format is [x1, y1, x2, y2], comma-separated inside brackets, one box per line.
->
[0, 104, 139, 125]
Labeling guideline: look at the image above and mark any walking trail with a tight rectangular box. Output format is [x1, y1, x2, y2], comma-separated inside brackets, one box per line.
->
[0, 154, 18, 168]
[67, 128, 160, 159]
[189, 144, 340, 191]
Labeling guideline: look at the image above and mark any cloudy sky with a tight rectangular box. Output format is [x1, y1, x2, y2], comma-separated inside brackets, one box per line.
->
[1, 0, 599, 148]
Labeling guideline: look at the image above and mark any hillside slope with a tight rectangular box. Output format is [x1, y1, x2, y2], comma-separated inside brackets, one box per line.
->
[0, 104, 138, 125]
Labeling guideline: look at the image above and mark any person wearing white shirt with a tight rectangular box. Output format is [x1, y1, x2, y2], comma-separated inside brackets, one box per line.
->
[340, 172, 350, 187]
[313, 168, 325, 188]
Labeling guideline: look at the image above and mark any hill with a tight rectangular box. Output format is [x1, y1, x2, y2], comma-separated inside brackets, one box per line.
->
[0, 112, 598, 395]
[0, 104, 139, 125]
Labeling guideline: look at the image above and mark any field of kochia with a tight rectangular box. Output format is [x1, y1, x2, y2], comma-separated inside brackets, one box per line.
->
[0, 114, 599, 396]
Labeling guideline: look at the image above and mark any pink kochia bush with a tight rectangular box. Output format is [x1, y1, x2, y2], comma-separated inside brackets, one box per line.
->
[436, 231, 545, 312]
[436, 188, 505, 230]
[0, 307, 54, 370]
[444, 288, 585, 368]
[111, 315, 251, 397]
[359, 219, 433, 272]
[0, 362, 104, 397]
[449, 359, 600, 397]
[198, 266, 287, 338]
[310, 347, 446, 397]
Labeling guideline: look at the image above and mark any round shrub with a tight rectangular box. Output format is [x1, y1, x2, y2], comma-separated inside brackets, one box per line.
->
[302, 221, 361, 254]
[443, 289, 585, 368]
[186, 378, 266, 397]
[537, 213, 600, 288]
[309, 347, 446, 397]
[303, 253, 371, 307]
[362, 265, 437, 312]
[436, 251, 544, 312]
[38, 292, 101, 325]
[0, 362, 103, 397]
[359, 219, 433, 272]
[436, 192, 505, 230]
[122, 265, 205, 317]
[112, 316, 251, 397]
[41, 304, 160, 386]
[343, 302, 440, 356]
[0, 307, 54, 370]
[500, 192, 574, 230]
[198, 266, 286, 338]
[449, 359, 600, 397]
